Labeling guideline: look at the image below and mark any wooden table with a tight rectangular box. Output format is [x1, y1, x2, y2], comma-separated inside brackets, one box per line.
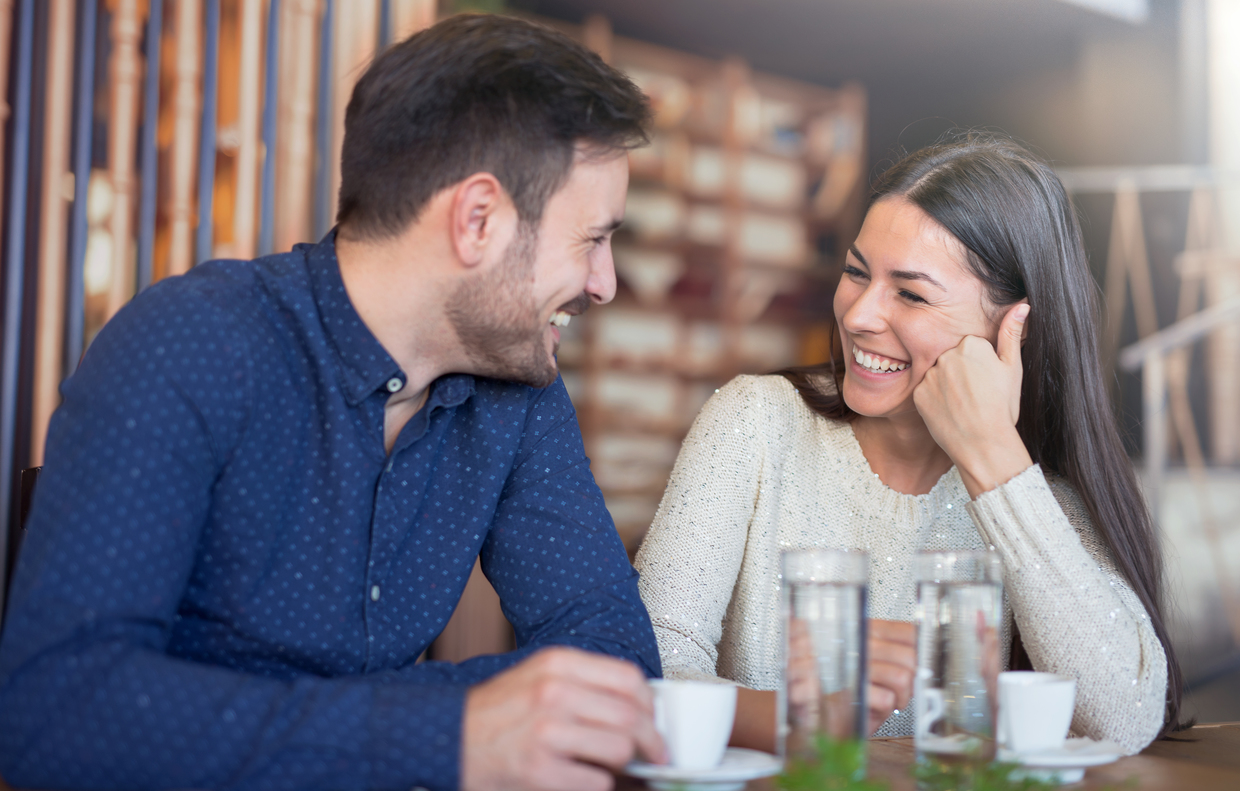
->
[1, 723, 1235, 790]
[617, 722, 1240, 790]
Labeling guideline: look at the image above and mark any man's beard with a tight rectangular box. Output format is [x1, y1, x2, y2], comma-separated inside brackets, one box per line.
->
[445, 225, 561, 388]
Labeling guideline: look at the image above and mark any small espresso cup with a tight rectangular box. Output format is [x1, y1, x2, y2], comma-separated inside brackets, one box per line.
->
[998, 671, 1076, 754]
[649, 679, 737, 770]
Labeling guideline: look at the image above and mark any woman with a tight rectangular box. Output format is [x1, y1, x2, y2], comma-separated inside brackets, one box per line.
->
[634, 134, 1183, 755]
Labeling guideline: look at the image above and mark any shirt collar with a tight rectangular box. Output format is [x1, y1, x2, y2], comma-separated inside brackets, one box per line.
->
[304, 233, 401, 406]
[305, 230, 476, 409]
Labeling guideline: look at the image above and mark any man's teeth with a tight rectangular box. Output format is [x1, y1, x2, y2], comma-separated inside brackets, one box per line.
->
[852, 346, 906, 372]
[550, 311, 571, 328]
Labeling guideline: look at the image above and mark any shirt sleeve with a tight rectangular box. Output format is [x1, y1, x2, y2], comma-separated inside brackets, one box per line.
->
[965, 464, 1168, 753]
[0, 286, 463, 791]
[466, 376, 662, 681]
[632, 376, 766, 684]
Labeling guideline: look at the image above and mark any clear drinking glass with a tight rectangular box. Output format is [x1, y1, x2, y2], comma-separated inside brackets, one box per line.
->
[914, 550, 1003, 772]
[780, 548, 869, 777]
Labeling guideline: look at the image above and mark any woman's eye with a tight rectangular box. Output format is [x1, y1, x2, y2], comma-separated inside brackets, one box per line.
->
[843, 264, 868, 279]
[899, 290, 927, 304]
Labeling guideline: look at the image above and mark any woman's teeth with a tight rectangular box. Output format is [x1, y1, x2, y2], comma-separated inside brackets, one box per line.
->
[550, 311, 572, 328]
[852, 345, 907, 373]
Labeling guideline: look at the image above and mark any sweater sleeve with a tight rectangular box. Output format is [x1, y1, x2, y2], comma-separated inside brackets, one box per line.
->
[633, 376, 767, 684]
[965, 465, 1167, 753]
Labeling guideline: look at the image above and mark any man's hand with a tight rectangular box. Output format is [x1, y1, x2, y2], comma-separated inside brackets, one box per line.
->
[460, 647, 666, 791]
[868, 619, 916, 735]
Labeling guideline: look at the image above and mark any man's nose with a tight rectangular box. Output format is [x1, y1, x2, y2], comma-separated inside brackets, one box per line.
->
[587, 245, 618, 304]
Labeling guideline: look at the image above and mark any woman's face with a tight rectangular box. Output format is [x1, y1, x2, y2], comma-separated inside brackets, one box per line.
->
[834, 197, 1001, 420]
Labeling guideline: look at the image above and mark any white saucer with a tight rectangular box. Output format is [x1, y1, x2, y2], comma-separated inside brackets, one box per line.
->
[625, 747, 783, 791]
[998, 737, 1125, 783]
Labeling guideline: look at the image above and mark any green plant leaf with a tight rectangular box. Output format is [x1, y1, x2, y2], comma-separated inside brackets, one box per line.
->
[777, 734, 887, 791]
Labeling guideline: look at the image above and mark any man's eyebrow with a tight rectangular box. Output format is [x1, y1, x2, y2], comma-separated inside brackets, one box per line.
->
[591, 218, 624, 234]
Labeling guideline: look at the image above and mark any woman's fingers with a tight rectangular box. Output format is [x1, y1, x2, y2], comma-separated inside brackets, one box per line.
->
[997, 302, 1030, 368]
[912, 329, 1033, 497]
[870, 619, 916, 647]
[866, 620, 917, 734]
[868, 681, 897, 715]
[870, 660, 915, 711]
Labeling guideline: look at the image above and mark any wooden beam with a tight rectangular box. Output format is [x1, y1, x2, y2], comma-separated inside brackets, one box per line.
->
[325, 0, 376, 238]
[1103, 181, 1160, 364]
[257, 0, 280, 256]
[194, 0, 221, 265]
[135, 0, 163, 291]
[231, 0, 263, 259]
[0, 0, 36, 624]
[104, 0, 143, 319]
[64, 0, 99, 372]
[167, 0, 201, 276]
[389, 0, 434, 41]
[274, 0, 318, 252]
[0, 0, 15, 226]
[30, 0, 76, 466]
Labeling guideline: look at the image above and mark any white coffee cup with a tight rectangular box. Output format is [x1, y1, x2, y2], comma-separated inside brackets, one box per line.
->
[649, 679, 737, 770]
[998, 671, 1076, 754]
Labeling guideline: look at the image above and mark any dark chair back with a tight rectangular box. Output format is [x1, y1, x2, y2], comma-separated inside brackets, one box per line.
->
[4, 466, 41, 609]
[18, 466, 41, 531]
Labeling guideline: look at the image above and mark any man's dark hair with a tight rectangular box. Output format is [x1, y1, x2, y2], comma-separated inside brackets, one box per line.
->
[337, 13, 652, 241]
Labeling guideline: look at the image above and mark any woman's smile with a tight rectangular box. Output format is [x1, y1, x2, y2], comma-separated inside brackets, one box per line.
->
[850, 345, 909, 374]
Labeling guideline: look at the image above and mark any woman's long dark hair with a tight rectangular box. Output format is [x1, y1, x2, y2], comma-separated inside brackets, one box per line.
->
[781, 132, 1187, 736]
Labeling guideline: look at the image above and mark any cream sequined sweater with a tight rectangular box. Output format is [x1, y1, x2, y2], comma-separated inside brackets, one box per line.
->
[633, 375, 1167, 754]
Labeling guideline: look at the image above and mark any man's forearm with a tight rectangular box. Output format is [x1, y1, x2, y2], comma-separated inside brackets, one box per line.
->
[0, 638, 468, 791]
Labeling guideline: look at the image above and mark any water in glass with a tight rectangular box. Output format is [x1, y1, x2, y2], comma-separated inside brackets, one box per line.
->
[914, 551, 1003, 775]
[781, 549, 868, 777]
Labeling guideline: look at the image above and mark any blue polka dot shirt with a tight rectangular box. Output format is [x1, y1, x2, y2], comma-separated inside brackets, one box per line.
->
[0, 235, 661, 791]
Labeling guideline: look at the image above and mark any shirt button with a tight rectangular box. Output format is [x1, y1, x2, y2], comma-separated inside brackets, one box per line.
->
[371, 585, 381, 601]
[386, 377, 403, 393]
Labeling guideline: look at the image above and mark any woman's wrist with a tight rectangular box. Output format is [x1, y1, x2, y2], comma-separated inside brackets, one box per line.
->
[731, 687, 776, 753]
[952, 427, 1033, 499]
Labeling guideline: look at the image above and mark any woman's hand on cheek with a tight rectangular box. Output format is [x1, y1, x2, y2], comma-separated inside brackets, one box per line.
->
[912, 303, 1034, 499]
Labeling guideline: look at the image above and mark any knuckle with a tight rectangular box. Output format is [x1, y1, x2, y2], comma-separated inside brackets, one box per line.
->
[614, 702, 639, 730]
[531, 717, 559, 745]
[870, 687, 896, 710]
[534, 678, 564, 708]
[539, 646, 572, 671]
[618, 662, 645, 686]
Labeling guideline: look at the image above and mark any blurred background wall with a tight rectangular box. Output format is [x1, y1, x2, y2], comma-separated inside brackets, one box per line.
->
[0, 0, 1236, 724]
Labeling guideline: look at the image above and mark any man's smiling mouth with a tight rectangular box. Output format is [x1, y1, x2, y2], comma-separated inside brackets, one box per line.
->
[550, 310, 571, 328]
[852, 345, 908, 373]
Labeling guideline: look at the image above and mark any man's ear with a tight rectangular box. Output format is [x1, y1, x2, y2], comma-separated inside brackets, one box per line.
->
[449, 173, 512, 269]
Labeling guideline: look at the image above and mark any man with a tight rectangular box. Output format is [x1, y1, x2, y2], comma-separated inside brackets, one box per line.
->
[0, 14, 665, 791]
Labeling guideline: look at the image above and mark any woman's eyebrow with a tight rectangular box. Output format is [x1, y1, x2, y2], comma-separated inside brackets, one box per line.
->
[848, 244, 870, 269]
[849, 243, 947, 291]
[891, 269, 947, 291]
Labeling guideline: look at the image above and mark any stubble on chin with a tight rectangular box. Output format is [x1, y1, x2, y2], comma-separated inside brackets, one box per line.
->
[445, 226, 559, 389]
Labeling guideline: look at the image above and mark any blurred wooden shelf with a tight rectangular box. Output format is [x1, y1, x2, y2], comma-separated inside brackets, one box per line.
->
[541, 13, 866, 552]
